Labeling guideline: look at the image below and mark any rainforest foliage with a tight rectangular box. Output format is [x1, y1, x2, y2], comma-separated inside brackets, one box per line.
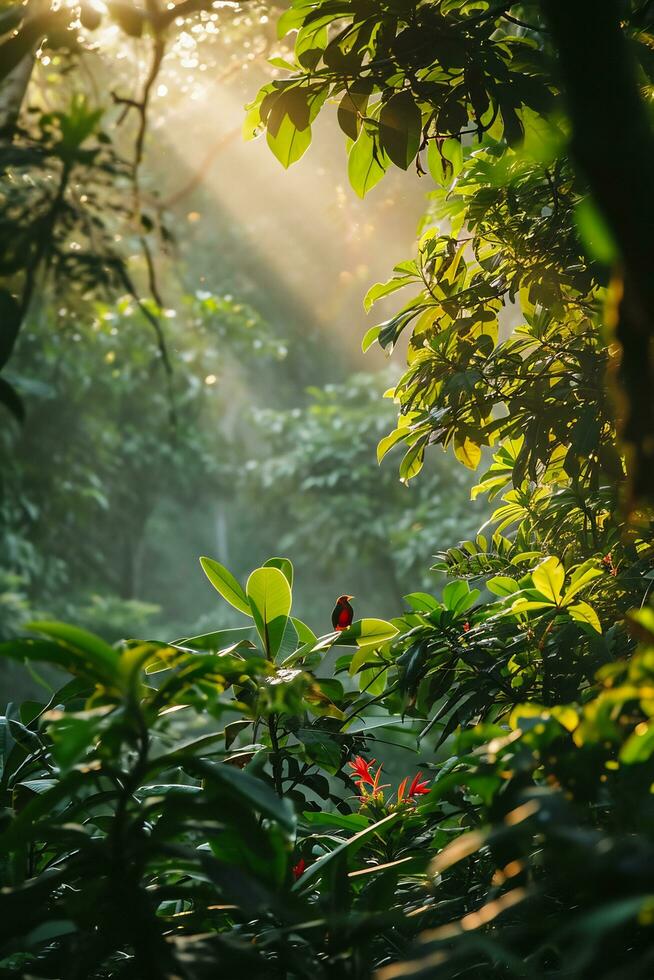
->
[2, 1, 654, 978]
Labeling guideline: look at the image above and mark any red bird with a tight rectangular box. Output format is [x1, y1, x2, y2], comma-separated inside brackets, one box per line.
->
[332, 594, 354, 632]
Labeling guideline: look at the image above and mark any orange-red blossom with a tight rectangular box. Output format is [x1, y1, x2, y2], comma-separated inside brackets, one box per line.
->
[397, 771, 431, 802]
[347, 755, 430, 804]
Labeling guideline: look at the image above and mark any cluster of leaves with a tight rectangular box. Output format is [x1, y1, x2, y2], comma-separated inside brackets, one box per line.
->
[364, 148, 608, 481]
[2, 529, 653, 977]
[0, 556, 443, 978]
[245, 0, 554, 177]
[0, 93, 135, 420]
[0, 0, 278, 422]
[381, 607, 654, 979]
[247, 0, 654, 525]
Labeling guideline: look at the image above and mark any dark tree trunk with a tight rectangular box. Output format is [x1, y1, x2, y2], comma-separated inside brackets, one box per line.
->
[543, 0, 654, 505]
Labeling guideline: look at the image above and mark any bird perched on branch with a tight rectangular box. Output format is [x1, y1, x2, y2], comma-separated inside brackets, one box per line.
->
[332, 594, 354, 632]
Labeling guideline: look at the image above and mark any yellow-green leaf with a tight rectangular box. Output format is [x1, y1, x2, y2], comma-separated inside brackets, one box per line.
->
[200, 557, 251, 616]
[454, 436, 481, 470]
[339, 618, 399, 652]
[348, 126, 388, 198]
[532, 557, 565, 604]
[246, 567, 292, 658]
[377, 428, 406, 464]
[568, 600, 601, 633]
[267, 115, 311, 169]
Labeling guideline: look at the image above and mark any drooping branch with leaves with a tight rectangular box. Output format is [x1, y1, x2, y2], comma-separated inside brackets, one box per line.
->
[247, 0, 654, 509]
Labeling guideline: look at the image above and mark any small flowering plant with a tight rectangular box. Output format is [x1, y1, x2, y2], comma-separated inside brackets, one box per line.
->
[347, 755, 430, 814]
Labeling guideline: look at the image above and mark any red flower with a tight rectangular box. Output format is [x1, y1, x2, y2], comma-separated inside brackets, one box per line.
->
[462, 621, 471, 633]
[347, 755, 384, 795]
[601, 553, 617, 576]
[292, 858, 306, 881]
[398, 771, 431, 802]
[407, 771, 430, 797]
[348, 755, 377, 788]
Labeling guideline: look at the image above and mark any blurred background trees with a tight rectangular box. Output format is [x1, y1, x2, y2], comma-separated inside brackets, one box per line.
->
[0, 0, 474, 666]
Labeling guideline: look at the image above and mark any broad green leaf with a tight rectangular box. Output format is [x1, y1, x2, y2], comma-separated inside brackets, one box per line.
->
[561, 561, 603, 604]
[275, 616, 299, 663]
[246, 566, 292, 659]
[291, 617, 317, 646]
[263, 557, 294, 588]
[399, 437, 427, 484]
[267, 114, 311, 168]
[301, 731, 342, 772]
[363, 276, 415, 313]
[48, 715, 98, 770]
[403, 592, 441, 612]
[200, 557, 251, 616]
[509, 702, 549, 729]
[531, 557, 565, 604]
[519, 106, 564, 164]
[337, 79, 374, 140]
[361, 325, 381, 352]
[442, 137, 463, 177]
[295, 22, 328, 70]
[348, 126, 388, 198]
[620, 722, 654, 763]
[173, 626, 255, 652]
[277, 4, 307, 36]
[568, 600, 602, 633]
[0, 638, 113, 683]
[510, 598, 555, 614]
[13, 778, 58, 796]
[442, 580, 474, 613]
[194, 758, 295, 834]
[486, 576, 519, 597]
[302, 811, 369, 833]
[26, 622, 120, 682]
[575, 196, 617, 265]
[377, 427, 406, 464]
[0, 771, 86, 853]
[379, 90, 422, 170]
[551, 706, 580, 732]
[427, 140, 446, 184]
[358, 665, 388, 694]
[454, 436, 481, 469]
[337, 618, 398, 649]
[268, 56, 297, 71]
[348, 645, 381, 676]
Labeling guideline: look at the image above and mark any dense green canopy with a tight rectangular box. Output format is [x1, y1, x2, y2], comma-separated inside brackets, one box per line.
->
[1, 2, 654, 978]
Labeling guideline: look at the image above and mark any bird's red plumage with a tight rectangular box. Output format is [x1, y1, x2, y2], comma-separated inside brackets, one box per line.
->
[332, 596, 354, 631]
[336, 606, 351, 628]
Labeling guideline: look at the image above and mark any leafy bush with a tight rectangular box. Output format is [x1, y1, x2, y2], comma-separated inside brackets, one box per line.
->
[1, 532, 653, 977]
